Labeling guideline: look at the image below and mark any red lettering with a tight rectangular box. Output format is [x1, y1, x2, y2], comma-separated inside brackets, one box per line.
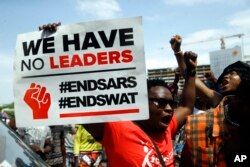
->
[49, 56, 59, 69]
[97, 52, 108, 65]
[60, 55, 70, 68]
[109, 51, 120, 64]
[84, 53, 96, 66]
[121, 50, 133, 63]
[71, 54, 83, 67]
[49, 50, 133, 69]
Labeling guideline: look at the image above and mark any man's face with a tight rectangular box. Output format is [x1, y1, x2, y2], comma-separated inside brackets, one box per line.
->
[221, 70, 242, 95]
[147, 86, 175, 132]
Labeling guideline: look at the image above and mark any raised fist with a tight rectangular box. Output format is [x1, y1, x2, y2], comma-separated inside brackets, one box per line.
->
[169, 35, 182, 53]
[184, 51, 197, 70]
[24, 83, 51, 119]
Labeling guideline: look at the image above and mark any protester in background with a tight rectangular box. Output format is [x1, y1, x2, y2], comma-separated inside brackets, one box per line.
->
[169, 68, 181, 102]
[0, 111, 8, 122]
[6, 110, 17, 132]
[64, 124, 76, 167]
[170, 34, 216, 166]
[18, 126, 52, 161]
[1, 109, 14, 125]
[173, 95, 208, 164]
[45, 125, 66, 167]
[181, 61, 250, 166]
[74, 124, 103, 167]
[193, 96, 208, 115]
[170, 34, 250, 166]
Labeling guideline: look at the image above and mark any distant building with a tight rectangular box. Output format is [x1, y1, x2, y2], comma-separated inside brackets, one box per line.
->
[147, 65, 211, 90]
[148, 68, 174, 83]
[209, 45, 250, 79]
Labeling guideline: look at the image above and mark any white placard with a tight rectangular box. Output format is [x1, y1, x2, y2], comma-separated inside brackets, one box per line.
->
[14, 17, 149, 127]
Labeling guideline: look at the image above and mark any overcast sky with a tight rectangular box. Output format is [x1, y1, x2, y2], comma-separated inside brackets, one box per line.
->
[1, 0, 250, 104]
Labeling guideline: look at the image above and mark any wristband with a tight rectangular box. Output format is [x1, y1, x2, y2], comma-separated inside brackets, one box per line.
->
[184, 69, 196, 78]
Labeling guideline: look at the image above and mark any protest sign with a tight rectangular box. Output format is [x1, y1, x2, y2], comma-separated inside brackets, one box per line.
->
[14, 16, 149, 126]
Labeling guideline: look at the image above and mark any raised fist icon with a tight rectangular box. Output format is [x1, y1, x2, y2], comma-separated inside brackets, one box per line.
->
[24, 83, 51, 119]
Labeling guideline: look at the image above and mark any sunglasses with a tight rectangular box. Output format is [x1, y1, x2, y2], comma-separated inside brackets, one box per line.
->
[149, 98, 176, 109]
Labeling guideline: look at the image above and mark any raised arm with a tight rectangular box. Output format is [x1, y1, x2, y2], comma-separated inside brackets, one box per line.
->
[195, 78, 222, 107]
[174, 51, 197, 128]
[170, 34, 222, 108]
[169, 35, 186, 74]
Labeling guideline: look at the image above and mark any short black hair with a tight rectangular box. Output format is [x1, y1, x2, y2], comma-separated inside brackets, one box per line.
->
[217, 61, 250, 98]
[147, 79, 169, 91]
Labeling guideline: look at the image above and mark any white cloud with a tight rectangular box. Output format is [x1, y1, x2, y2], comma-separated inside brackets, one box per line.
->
[228, 9, 250, 28]
[181, 28, 247, 60]
[76, 0, 121, 19]
[226, 9, 250, 56]
[180, 8, 250, 55]
[183, 29, 223, 45]
[146, 54, 178, 69]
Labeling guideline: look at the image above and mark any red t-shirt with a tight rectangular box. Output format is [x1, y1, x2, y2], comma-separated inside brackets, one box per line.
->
[101, 116, 178, 167]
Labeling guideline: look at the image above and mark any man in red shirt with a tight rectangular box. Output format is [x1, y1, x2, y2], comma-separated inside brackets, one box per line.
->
[84, 51, 197, 167]
[39, 24, 197, 167]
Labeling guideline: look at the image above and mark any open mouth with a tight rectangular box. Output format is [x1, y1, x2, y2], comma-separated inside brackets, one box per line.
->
[222, 79, 228, 87]
[161, 115, 172, 124]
